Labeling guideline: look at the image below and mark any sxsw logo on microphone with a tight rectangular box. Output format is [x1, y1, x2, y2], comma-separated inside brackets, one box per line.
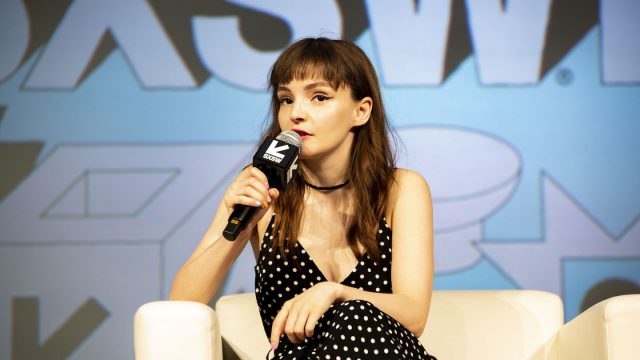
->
[263, 140, 289, 163]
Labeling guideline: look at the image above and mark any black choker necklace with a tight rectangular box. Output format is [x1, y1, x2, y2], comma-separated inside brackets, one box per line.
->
[302, 178, 350, 191]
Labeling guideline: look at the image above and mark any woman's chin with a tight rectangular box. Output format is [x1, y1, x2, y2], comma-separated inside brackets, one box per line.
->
[299, 151, 319, 161]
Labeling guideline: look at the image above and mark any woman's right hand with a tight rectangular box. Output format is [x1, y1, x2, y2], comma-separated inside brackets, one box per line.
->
[170, 165, 279, 303]
[223, 166, 279, 238]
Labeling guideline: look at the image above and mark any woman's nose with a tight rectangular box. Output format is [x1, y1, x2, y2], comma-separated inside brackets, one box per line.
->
[289, 101, 307, 123]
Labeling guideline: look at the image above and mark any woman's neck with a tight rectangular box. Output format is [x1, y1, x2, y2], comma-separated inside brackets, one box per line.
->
[300, 155, 354, 220]
[300, 160, 349, 189]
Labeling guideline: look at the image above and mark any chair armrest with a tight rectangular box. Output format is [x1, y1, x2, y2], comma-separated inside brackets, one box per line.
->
[134, 301, 222, 360]
[556, 294, 640, 360]
[420, 290, 564, 360]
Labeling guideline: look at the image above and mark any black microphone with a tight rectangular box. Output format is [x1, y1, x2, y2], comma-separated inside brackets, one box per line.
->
[223, 130, 302, 241]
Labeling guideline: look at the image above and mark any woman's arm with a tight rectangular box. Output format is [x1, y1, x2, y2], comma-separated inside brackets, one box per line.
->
[270, 169, 434, 344]
[170, 166, 278, 303]
[338, 169, 434, 335]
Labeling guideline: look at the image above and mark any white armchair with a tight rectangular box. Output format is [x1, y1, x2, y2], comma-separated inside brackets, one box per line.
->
[134, 290, 640, 360]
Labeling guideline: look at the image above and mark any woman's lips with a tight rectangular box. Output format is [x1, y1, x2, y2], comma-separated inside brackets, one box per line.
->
[292, 129, 311, 139]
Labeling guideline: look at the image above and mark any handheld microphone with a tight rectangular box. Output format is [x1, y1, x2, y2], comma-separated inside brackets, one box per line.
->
[223, 130, 302, 241]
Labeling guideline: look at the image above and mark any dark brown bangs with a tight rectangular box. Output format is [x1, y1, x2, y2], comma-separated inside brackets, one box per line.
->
[269, 38, 353, 92]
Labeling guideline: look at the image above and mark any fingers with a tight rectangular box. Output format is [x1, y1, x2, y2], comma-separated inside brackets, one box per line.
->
[275, 301, 319, 344]
[270, 284, 335, 347]
[243, 166, 265, 182]
[272, 300, 306, 345]
[269, 188, 280, 201]
[304, 312, 321, 338]
[249, 166, 269, 187]
[270, 303, 288, 347]
[226, 166, 273, 210]
[284, 307, 305, 343]
[240, 177, 271, 208]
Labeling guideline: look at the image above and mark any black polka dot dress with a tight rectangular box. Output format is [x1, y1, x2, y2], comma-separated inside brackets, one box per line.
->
[255, 214, 437, 359]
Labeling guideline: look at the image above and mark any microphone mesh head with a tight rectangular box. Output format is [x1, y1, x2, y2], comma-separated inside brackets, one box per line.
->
[276, 130, 303, 149]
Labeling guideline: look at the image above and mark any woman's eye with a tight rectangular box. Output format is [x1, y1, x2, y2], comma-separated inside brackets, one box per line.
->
[279, 97, 293, 105]
[314, 94, 329, 102]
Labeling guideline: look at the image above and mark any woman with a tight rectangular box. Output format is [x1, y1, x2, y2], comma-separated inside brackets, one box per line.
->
[171, 37, 436, 359]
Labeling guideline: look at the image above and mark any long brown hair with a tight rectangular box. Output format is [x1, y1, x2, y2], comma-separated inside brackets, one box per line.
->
[264, 37, 396, 261]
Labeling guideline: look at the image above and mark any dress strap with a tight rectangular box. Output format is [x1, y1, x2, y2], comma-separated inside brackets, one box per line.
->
[262, 213, 277, 247]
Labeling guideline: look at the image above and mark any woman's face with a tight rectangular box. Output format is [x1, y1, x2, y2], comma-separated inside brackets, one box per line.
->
[276, 77, 370, 163]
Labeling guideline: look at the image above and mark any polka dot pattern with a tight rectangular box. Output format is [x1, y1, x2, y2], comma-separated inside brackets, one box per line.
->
[255, 214, 436, 359]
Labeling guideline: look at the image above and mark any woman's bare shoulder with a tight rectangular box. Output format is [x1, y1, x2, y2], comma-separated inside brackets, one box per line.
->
[389, 168, 430, 195]
[396, 167, 429, 181]
[387, 168, 431, 224]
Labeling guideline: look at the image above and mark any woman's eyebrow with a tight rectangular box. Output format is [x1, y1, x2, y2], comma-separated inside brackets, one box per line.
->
[277, 81, 332, 93]
[304, 81, 332, 90]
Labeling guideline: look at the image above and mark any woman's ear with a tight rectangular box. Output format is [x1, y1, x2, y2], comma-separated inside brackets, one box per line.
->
[353, 96, 372, 127]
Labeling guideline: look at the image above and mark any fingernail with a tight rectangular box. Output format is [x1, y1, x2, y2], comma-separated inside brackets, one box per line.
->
[271, 342, 278, 350]
[264, 182, 269, 189]
[255, 201, 262, 207]
[267, 195, 272, 202]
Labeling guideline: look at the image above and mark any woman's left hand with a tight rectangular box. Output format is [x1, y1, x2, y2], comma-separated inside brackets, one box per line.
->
[270, 282, 343, 346]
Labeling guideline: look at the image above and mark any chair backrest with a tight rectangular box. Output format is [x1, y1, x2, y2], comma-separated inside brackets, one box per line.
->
[216, 290, 564, 360]
[216, 293, 270, 359]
